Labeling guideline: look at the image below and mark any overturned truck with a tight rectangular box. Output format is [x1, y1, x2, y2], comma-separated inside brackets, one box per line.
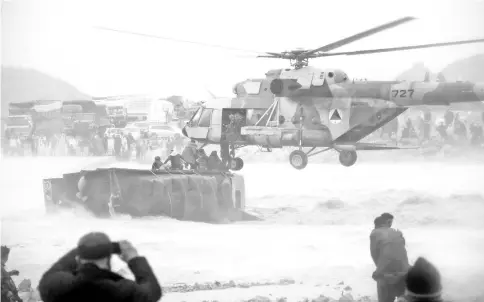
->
[43, 168, 257, 223]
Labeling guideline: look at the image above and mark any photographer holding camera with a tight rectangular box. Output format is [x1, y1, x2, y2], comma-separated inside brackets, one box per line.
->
[38, 232, 162, 302]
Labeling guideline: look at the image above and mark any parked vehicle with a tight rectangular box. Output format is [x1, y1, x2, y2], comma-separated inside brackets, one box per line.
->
[147, 124, 177, 139]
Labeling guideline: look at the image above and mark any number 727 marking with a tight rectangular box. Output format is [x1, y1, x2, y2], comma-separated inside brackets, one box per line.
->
[392, 89, 415, 98]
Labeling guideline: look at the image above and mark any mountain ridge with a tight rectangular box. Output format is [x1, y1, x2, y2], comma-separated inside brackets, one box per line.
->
[1, 66, 90, 118]
[395, 53, 484, 82]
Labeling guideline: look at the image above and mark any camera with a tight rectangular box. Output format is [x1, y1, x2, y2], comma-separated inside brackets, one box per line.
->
[111, 242, 121, 254]
[78, 242, 121, 260]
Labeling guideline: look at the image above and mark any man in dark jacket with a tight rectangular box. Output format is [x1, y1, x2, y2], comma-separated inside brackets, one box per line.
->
[370, 216, 410, 302]
[207, 151, 225, 171]
[163, 150, 185, 170]
[38, 232, 162, 302]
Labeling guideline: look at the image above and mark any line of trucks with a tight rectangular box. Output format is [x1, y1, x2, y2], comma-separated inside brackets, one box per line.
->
[2, 97, 199, 143]
[3, 100, 120, 140]
[2, 98, 166, 140]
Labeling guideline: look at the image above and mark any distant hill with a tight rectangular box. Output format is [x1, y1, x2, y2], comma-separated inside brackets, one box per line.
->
[395, 54, 484, 112]
[440, 53, 484, 82]
[396, 53, 484, 82]
[1, 67, 90, 118]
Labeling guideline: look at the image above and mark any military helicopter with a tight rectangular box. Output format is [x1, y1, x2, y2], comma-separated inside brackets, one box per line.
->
[95, 17, 484, 170]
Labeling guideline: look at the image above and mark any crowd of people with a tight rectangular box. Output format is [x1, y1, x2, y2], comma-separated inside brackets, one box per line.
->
[2, 109, 483, 158]
[1, 130, 188, 160]
[379, 110, 484, 147]
[151, 139, 229, 173]
[2, 214, 446, 302]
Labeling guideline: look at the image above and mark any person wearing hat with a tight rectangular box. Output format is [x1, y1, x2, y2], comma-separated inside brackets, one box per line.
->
[38, 232, 162, 302]
[370, 214, 410, 302]
[404, 257, 442, 302]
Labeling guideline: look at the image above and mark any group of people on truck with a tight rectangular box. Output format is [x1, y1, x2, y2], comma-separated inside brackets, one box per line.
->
[151, 139, 229, 173]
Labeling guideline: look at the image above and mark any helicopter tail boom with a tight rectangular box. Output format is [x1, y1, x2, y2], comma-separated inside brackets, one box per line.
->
[388, 81, 484, 106]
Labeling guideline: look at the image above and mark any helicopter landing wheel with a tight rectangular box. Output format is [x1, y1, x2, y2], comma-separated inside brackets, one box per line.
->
[339, 150, 357, 167]
[289, 150, 308, 170]
[229, 157, 244, 171]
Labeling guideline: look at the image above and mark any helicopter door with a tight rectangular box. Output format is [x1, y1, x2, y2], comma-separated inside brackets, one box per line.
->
[221, 108, 247, 141]
[185, 108, 211, 141]
[207, 109, 222, 143]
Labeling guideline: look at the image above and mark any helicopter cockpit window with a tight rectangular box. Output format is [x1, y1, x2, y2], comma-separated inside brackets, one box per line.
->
[243, 81, 262, 95]
[189, 107, 203, 125]
[198, 108, 213, 127]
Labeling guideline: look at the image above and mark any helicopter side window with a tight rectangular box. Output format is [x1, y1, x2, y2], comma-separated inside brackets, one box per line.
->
[198, 108, 213, 127]
[211, 109, 222, 126]
[243, 81, 262, 95]
[189, 107, 203, 125]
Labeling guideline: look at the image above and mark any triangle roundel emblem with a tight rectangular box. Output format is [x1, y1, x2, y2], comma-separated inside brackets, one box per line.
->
[329, 109, 343, 124]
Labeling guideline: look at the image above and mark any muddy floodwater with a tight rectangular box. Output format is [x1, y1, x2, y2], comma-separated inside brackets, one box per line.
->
[1, 156, 483, 301]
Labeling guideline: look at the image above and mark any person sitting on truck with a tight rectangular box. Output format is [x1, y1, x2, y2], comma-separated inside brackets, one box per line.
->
[196, 149, 209, 172]
[151, 156, 163, 172]
[207, 151, 225, 171]
[182, 139, 198, 169]
[163, 150, 185, 170]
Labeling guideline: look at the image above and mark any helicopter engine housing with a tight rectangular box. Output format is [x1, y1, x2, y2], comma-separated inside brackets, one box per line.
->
[270, 79, 303, 96]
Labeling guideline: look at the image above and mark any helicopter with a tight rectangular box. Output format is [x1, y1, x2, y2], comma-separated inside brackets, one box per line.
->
[95, 16, 484, 170]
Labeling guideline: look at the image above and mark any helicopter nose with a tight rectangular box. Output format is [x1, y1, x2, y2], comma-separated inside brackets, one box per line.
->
[474, 82, 484, 100]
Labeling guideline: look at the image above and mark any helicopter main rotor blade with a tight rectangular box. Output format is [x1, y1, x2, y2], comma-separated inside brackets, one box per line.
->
[93, 26, 264, 54]
[265, 52, 286, 57]
[303, 16, 416, 56]
[315, 38, 484, 57]
[257, 55, 282, 58]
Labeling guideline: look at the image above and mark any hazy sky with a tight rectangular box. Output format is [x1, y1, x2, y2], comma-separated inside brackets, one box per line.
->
[2, 0, 484, 99]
